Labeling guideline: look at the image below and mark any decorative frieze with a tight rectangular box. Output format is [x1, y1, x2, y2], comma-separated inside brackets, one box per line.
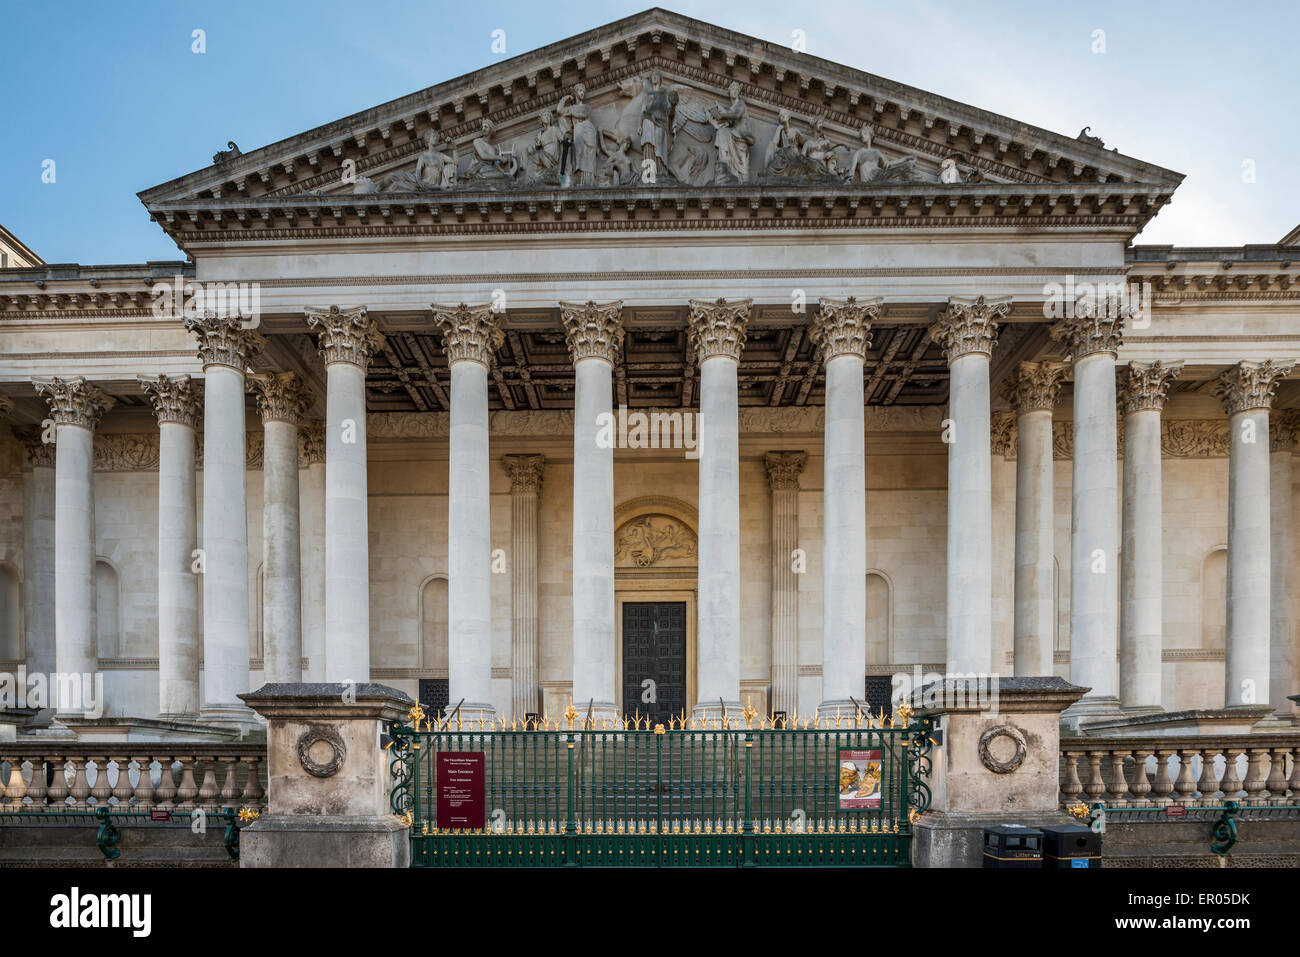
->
[1003, 361, 1066, 413]
[32, 376, 114, 430]
[16, 428, 56, 469]
[299, 421, 326, 466]
[996, 417, 1237, 460]
[1269, 409, 1300, 451]
[1119, 360, 1183, 415]
[991, 412, 1017, 458]
[501, 453, 545, 493]
[0, 394, 12, 420]
[305, 305, 384, 370]
[1050, 301, 1126, 361]
[614, 514, 698, 568]
[687, 298, 750, 363]
[432, 302, 505, 367]
[809, 297, 879, 362]
[138, 374, 203, 429]
[763, 450, 808, 490]
[931, 295, 1009, 362]
[184, 315, 266, 371]
[248, 371, 312, 426]
[559, 300, 624, 365]
[1215, 359, 1295, 415]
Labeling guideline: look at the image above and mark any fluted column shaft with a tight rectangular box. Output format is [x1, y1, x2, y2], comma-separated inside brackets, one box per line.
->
[436, 303, 504, 721]
[765, 452, 806, 717]
[298, 424, 326, 680]
[503, 455, 544, 718]
[21, 436, 56, 685]
[1270, 414, 1298, 719]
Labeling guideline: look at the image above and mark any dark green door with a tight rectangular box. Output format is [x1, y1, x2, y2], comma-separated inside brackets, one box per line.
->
[622, 601, 687, 724]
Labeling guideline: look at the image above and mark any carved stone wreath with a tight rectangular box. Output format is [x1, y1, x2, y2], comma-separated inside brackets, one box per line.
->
[296, 725, 347, 778]
[978, 724, 1027, 774]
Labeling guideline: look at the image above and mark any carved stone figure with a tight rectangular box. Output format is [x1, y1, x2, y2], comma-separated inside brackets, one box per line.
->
[556, 83, 598, 186]
[623, 69, 679, 179]
[763, 108, 802, 171]
[845, 124, 918, 184]
[526, 110, 563, 180]
[706, 81, 754, 184]
[367, 129, 458, 193]
[598, 130, 636, 186]
[465, 119, 518, 184]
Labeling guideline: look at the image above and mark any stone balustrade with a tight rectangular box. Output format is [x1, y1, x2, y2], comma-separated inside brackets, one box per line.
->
[0, 745, 266, 810]
[1060, 735, 1300, 808]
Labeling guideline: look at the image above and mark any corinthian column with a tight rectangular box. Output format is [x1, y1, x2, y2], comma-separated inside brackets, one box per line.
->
[933, 296, 1009, 676]
[502, 454, 544, 718]
[305, 306, 383, 684]
[561, 300, 623, 726]
[1005, 361, 1066, 677]
[249, 372, 311, 684]
[1117, 361, 1182, 712]
[434, 303, 504, 723]
[765, 451, 807, 717]
[32, 376, 113, 718]
[139, 374, 203, 717]
[1053, 303, 1124, 719]
[1215, 360, 1295, 710]
[689, 298, 750, 721]
[185, 316, 264, 724]
[1269, 410, 1299, 720]
[810, 297, 878, 717]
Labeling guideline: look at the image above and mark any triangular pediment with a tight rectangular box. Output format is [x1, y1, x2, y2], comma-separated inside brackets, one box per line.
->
[140, 8, 1182, 243]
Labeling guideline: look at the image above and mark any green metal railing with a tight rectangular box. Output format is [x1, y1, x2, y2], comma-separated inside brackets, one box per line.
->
[388, 704, 934, 868]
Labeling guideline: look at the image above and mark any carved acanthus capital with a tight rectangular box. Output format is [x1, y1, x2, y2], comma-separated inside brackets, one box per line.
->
[502, 454, 545, 493]
[138, 374, 203, 429]
[1270, 409, 1300, 451]
[1003, 361, 1067, 414]
[16, 427, 55, 469]
[764, 451, 808, 491]
[185, 315, 266, 371]
[688, 298, 751, 363]
[560, 301, 624, 365]
[809, 297, 879, 363]
[32, 376, 114, 430]
[1215, 359, 1295, 416]
[248, 371, 312, 426]
[1120, 360, 1183, 415]
[932, 296, 1010, 362]
[0, 394, 12, 421]
[432, 303, 505, 367]
[990, 412, 1017, 458]
[305, 305, 384, 370]
[1050, 300, 1126, 361]
[299, 421, 326, 466]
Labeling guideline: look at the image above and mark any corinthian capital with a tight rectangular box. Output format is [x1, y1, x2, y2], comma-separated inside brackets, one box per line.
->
[502, 454, 545, 493]
[688, 298, 751, 363]
[299, 421, 326, 466]
[764, 450, 808, 491]
[432, 303, 505, 367]
[1119, 360, 1183, 415]
[560, 300, 624, 365]
[248, 371, 312, 426]
[932, 296, 1010, 362]
[1215, 359, 1295, 416]
[306, 305, 384, 370]
[32, 376, 114, 430]
[1003, 361, 1067, 414]
[16, 427, 56, 468]
[185, 315, 266, 371]
[138, 374, 203, 429]
[810, 297, 879, 363]
[1050, 299, 1126, 362]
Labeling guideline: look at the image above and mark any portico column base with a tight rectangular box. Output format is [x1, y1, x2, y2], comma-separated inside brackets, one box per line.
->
[816, 698, 871, 723]
[1059, 695, 1121, 733]
[692, 701, 744, 726]
[445, 702, 498, 728]
[199, 704, 260, 734]
[573, 701, 619, 730]
[1119, 704, 1165, 717]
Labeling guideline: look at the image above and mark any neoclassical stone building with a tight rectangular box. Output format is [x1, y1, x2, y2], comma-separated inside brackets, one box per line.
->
[1, 9, 1297, 736]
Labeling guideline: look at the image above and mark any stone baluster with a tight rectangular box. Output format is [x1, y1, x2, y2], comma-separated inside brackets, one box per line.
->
[155, 758, 177, 808]
[25, 760, 47, 807]
[175, 757, 199, 809]
[1060, 751, 1084, 804]
[1174, 750, 1199, 804]
[219, 756, 241, 806]
[1130, 749, 1153, 805]
[1243, 748, 1270, 805]
[1084, 752, 1106, 801]
[3, 760, 27, 806]
[132, 756, 155, 806]
[46, 758, 70, 806]
[1150, 750, 1175, 805]
[110, 756, 133, 805]
[90, 757, 112, 805]
[240, 756, 265, 805]
[197, 756, 220, 810]
[1218, 747, 1244, 801]
[1264, 747, 1290, 803]
[1106, 749, 1130, 804]
[1289, 749, 1300, 797]
[1194, 749, 1218, 802]
[69, 758, 92, 807]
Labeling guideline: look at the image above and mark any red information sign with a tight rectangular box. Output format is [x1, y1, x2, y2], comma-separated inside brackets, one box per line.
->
[149, 809, 171, 822]
[1165, 805, 1187, 818]
[436, 752, 486, 829]
[838, 749, 883, 810]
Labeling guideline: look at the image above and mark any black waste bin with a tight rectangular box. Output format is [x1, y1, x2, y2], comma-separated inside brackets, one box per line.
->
[982, 825, 1043, 868]
[1041, 823, 1100, 868]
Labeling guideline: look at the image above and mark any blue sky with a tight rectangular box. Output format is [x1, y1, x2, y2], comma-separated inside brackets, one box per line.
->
[4, 0, 1296, 264]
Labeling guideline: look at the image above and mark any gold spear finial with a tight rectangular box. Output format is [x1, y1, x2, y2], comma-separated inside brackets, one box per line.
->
[742, 697, 758, 729]
[564, 699, 578, 730]
[896, 701, 915, 726]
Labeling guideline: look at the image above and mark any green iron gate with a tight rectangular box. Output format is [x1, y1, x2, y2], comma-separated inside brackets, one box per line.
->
[387, 703, 934, 867]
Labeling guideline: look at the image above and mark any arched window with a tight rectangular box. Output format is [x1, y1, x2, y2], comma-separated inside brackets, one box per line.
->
[420, 576, 449, 673]
[0, 564, 21, 660]
[866, 571, 892, 666]
[95, 560, 120, 659]
[1201, 547, 1228, 650]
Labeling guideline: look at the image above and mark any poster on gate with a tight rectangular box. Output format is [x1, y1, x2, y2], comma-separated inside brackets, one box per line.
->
[436, 752, 486, 829]
[838, 749, 883, 810]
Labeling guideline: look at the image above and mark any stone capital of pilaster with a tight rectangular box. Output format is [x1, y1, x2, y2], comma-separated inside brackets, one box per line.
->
[1215, 359, 1295, 416]
[932, 295, 1010, 363]
[1003, 361, 1067, 414]
[299, 421, 326, 466]
[560, 300, 624, 365]
[184, 315, 266, 371]
[432, 302, 505, 367]
[249, 371, 312, 426]
[764, 450, 808, 491]
[305, 305, 384, 370]
[1120, 360, 1183, 416]
[1269, 409, 1300, 451]
[1050, 300, 1126, 362]
[810, 297, 879, 363]
[138, 374, 203, 429]
[502, 453, 545, 493]
[688, 298, 751, 363]
[32, 376, 114, 430]
[16, 427, 56, 469]
[0, 394, 12, 422]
